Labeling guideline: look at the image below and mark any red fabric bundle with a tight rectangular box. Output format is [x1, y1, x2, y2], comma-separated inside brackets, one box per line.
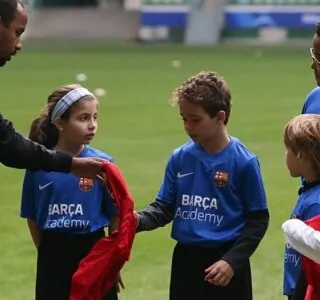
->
[69, 161, 137, 300]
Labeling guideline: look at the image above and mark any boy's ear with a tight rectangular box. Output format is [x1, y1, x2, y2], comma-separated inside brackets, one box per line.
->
[216, 110, 226, 124]
[297, 152, 302, 159]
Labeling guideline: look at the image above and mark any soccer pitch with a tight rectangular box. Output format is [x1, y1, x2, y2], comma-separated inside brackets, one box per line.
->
[0, 43, 315, 300]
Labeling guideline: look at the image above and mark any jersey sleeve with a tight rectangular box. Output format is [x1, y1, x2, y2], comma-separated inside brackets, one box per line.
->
[156, 154, 178, 205]
[301, 92, 310, 114]
[301, 88, 320, 114]
[0, 114, 72, 172]
[301, 203, 320, 220]
[20, 170, 37, 220]
[239, 157, 268, 212]
[282, 218, 320, 264]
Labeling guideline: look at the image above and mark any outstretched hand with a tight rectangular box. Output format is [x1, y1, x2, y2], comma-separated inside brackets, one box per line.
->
[71, 157, 106, 179]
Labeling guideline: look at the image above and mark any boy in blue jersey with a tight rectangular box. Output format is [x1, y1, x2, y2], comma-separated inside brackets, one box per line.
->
[135, 71, 269, 300]
[301, 23, 320, 114]
[20, 84, 122, 300]
[282, 114, 320, 300]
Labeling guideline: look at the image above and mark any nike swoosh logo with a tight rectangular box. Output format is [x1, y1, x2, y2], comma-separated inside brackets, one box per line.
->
[39, 182, 53, 190]
[177, 172, 194, 178]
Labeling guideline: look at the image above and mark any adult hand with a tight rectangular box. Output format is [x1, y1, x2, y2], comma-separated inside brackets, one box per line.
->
[71, 157, 106, 179]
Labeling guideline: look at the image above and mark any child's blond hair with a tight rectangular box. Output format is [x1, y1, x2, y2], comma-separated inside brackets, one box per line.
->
[284, 114, 320, 174]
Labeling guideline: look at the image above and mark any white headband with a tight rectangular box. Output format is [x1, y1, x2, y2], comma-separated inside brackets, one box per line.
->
[51, 87, 94, 123]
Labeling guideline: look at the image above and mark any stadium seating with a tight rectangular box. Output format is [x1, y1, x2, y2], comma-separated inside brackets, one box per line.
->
[142, 0, 202, 4]
[228, 0, 320, 4]
[142, 0, 319, 5]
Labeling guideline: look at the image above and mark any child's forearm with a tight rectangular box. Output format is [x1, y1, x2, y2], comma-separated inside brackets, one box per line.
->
[136, 200, 174, 232]
[221, 209, 269, 273]
[27, 219, 42, 249]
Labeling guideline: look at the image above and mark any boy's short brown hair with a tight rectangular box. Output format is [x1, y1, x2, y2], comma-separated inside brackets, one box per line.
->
[171, 71, 232, 125]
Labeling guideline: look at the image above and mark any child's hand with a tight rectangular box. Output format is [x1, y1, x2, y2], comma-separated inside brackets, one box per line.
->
[116, 273, 125, 293]
[204, 260, 234, 287]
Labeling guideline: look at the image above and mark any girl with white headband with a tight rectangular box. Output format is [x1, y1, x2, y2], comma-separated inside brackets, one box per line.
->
[20, 84, 122, 300]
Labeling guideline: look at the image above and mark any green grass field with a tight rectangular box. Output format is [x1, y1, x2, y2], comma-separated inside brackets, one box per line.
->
[0, 43, 316, 300]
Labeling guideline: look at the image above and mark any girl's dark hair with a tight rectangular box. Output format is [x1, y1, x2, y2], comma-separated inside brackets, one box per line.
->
[28, 84, 83, 149]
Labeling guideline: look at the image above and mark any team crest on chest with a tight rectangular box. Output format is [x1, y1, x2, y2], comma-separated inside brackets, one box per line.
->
[79, 177, 94, 192]
[214, 171, 229, 187]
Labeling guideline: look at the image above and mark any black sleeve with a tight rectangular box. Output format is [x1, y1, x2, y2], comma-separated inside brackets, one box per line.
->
[0, 114, 72, 172]
[292, 270, 307, 300]
[221, 209, 269, 273]
[136, 200, 175, 232]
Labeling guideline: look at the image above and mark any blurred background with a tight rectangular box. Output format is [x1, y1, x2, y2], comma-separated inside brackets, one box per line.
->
[21, 0, 320, 44]
[0, 0, 319, 299]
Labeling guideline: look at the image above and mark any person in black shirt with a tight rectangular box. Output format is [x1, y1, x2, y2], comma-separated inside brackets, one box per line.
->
[0, 0, 104, 179]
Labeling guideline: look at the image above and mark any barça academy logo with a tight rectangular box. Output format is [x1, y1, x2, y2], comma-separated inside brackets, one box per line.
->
[214, 171, 229, 187]
[79, 178, 93, 192]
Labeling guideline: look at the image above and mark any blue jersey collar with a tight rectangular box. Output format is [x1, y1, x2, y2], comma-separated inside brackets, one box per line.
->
[299, 180, 320, 195]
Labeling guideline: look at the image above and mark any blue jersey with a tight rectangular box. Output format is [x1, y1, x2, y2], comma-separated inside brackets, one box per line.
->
[301, 87, 320, 114]
[300, 88, 320, 185]
[283, 184, 320, 296]
[20, 145, 117, 234]
[157, 137, 268, 246]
